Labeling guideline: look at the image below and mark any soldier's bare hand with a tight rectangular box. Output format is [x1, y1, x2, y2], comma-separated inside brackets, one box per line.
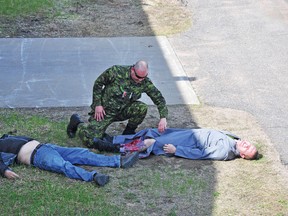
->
[4, 170, 19, 179]
[158, 118, 167, 133]
[163, 144, 176, 154]
[95, 106, 106, 121]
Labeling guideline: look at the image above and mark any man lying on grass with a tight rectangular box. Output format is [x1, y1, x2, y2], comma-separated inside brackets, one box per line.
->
[91, 128, 259, 161]
[0, 134, 139, 186]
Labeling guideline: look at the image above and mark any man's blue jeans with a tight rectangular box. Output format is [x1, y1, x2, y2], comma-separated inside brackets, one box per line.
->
[33, 144, 121, 182]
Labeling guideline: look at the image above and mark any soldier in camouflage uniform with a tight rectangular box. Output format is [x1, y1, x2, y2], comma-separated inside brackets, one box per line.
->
[67, 60, 168, 148]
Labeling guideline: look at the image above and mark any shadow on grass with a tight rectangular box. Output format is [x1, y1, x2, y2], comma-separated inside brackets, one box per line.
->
[0, 104, 217, 215]
[0, 0, 216, 215]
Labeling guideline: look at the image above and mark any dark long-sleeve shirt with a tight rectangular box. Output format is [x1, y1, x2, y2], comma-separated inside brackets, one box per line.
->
[0, 134, 33, 176]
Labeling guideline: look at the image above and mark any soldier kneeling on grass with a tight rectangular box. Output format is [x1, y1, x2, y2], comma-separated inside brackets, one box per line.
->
[67, 60, 168, 149]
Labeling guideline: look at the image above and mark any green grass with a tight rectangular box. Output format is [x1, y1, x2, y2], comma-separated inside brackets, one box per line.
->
[1, 177, 121, 215]
[0, 110, 211, 215]
[0, 111, 67, 144]
[2, 109, 287, 215]
[0, 0, 54, 17]
[0, 111, 123, 215]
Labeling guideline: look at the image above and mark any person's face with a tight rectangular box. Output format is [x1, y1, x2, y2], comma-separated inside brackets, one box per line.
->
[236, 140, 257, 159]
[131, 66, 148, 83]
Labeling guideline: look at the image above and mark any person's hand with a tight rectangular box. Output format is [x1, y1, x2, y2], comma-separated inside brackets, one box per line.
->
[4, 170, 19, 179]
[94, 106, 106, 121]
[158, 118, 167, 133]
[163, 144, 176, 154]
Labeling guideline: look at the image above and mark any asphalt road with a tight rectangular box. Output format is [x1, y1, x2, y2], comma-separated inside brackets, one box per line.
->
[169, 0, 288, 165]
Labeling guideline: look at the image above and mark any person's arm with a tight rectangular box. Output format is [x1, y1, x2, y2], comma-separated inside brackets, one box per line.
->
[92, 66, 117, 108]
[92, 66, 117, 120]
[141, 139, 156, 151]
[158, 118, 167, 133]
[95, 105, 106, 121]
[145, 79, 168, 131]
[163, 144, 205, 159]
[0, 155, 13, 178]
[163, 144, 176, 154]
[4, 169, 19, 179]
[0, 161, 8, 177]
[163, 142, 229, 160]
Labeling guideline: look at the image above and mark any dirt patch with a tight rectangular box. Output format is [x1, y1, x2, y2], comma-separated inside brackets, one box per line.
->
[0, 0, 191, 38]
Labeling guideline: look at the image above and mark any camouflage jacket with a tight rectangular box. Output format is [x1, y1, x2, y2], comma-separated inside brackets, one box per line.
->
[90, 65, 168, 118]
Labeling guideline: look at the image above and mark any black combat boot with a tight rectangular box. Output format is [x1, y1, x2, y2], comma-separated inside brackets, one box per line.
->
[120, 152, 139, 169]
[122, 124, 137, 135]
[93, 173, 110, 186]
[103, 132, 113, 143]
[92, 138, 120, 153]
[67, 114, 84, 138]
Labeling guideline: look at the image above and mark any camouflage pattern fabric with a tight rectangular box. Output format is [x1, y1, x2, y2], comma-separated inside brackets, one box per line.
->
[78, 101, 148, 147]
[78, 65, 168, 148]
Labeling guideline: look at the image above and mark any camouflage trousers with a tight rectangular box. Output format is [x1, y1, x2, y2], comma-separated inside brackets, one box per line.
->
[78, 101, 148, 148]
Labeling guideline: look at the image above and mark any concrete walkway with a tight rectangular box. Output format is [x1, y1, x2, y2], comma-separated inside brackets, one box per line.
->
[0, 36, 199, 108]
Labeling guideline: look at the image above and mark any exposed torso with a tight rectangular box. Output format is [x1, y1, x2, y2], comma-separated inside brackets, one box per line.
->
[17, 140, 40, 165]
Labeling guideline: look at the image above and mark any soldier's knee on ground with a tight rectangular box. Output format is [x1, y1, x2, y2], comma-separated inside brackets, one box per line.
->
[78, 130, 93, 148]
[78, 127, 103, 148]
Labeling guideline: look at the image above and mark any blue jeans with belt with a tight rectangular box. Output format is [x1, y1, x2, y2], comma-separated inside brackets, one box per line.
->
[32, 144, 121, 182]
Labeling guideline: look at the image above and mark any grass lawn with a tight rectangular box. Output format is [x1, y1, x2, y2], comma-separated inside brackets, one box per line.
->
[0, 109, 211, 215]
[0, 0, 54, 17]
[1, 106, 288, 215]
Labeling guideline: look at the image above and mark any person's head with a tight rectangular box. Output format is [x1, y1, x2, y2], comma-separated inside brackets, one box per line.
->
[236, 140, 258, 160]
[130, 60, 149, 83]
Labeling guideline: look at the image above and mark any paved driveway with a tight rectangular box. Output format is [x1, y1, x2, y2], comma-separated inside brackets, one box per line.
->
[169, 0, 288, 165]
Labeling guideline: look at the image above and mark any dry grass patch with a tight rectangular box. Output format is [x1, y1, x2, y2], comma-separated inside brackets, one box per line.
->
[0, 0, 191, 38]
